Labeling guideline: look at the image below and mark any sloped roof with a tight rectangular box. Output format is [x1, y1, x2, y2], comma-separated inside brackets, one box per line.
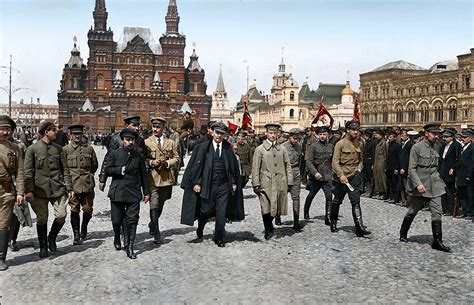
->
[117, 27, 162, 54]
[370, 60, 426, 72]
[313, 83, 345, 105]
[180, 101, 193, 113]
[216, 67, 226, 92]
[187, 49, 203, 72]
[67, 44, 85, 68]
[82, 98, 94, 111]
[429, 60, 458, 73]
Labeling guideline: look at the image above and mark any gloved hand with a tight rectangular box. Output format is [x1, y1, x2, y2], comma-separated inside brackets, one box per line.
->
[288, 185, 293, 193]
[253, 185, 261, 195]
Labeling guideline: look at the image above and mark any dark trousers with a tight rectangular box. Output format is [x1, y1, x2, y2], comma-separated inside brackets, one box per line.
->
[332, 173, 362, 207]
[400, 174, 408, 202]
[111, 201, 140, 227]
[386, 170, 399, 200]
[362, 160, 373, 193]
[304, 178, 332, 211]
[458, 184, 474, 215]
[441, 181, 456, 214]
[199, 181, 229, 242]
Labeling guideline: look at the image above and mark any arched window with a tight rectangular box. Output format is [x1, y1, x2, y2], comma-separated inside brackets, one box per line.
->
[125, 76, 133, 90]
[420, 102, 429, 122]
[170, 78, 177, 92]
[290, 91, 295, 101]
[408, 105, 416, 122]
[448, 102, 457, 121]
[289, 109, 294, 118]
[434, 102, 443, 122]
[382, 106, 388, 123]
[96, 75, 104, 89]
[144, 76, 150, 90]
[396, 105, 403, 123]
[134, 76, 141, 90]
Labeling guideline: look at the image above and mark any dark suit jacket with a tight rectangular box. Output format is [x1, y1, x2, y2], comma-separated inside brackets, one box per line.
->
[386, 141, 402, 171]
[439, 141, 462, 183]
[105, 147, 149, 203]
[457, 143, 474, 186]
[400, 140, 413, 172]
[54, 130, 69, 147]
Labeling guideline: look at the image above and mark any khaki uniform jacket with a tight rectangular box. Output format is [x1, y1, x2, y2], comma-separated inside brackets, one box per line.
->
[24, 140, 73, 198]
[252, 140, 293, 216]
[332, 136, 364, 180]
[407, 139, 446, 198]
[0, 140, 25, 196]
[235, 142, 253, 176]
[63, 142, 99, 194]
[145, 135, 180, 187]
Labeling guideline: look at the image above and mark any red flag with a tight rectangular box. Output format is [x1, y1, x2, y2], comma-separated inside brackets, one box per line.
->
[352, 93, 360, 121]
[227, 121, 238, 134]
[241, 95, 252, 131]
[312, 95, 334, 128]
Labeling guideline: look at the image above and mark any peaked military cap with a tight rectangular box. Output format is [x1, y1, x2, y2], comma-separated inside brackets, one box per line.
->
[331, 129, 343, 136]
[120, 128, 138, 139]
[211, 121, 228, 133]
[288, 128, 303, 138]
[264, 123, 282, 131]
[316, 126, 330, 134]
[345, 120, 360, 130]
[124, 116, 141, 125]
[423, 122, 442, 133]
[68, 124, 85, 134]
[237, 130, 249, 136]
[151, 117, 166, 126]
[372, 128, 385, 136]
[442, 129, 455, 137]
[407, 130, 419, 136]
[207, 120, 217, 128]
[0, 115, 11, 128]
[460, 129, 474, 137]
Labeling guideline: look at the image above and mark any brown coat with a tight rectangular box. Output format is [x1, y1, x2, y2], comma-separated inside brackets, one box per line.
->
[373, 140, 388, 193]
[145, 135, 180, 187]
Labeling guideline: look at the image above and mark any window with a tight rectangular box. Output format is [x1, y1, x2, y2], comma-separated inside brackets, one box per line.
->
[448, 103, 457, 121]
[289, 109, 294, 118]
[194, 82, 199, 93]
[420, 103, 429, 122]
[144, 76, 150, 90]
[134, 76, 141, 90]
[170, 78, 177, 92]
[96, 75, 104, 89]
[382, 109, 388, 123]
[396, 106, 403, 123]
[434, 102, 443, 122]
[408, 106, 416, 122]
[290, 91, 295, 101]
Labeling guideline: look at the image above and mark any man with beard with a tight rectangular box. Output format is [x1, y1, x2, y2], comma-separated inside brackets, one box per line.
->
[0, 115, 24, 270]
[304, 126, 334, 225]
[400, 123, 451, 252]
[24, 121, 73, 258]
[63, 125, 98, 245]
[330, 120, 371, 237]
[282, 128, 304, 232]
[439, 129, 462, 216]
[372, 128, 388, 199]
[145, 117, 179, 244]
[104, 128, 150, 258]
[252, 123, 293, 240]
[386, 130, 402, 204]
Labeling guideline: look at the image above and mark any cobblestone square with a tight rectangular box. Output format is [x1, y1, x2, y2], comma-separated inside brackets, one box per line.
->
[1, 147, 473, 303]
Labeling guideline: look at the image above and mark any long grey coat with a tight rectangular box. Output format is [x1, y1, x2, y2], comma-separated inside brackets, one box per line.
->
[373, 139, 388, 193]
[251, 141, 293, 216]
[407, 139, 446, 198]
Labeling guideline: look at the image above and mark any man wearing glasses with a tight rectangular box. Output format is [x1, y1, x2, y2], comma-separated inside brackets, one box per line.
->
[399, 123, 451, 252]
[330, 120, 371, 237]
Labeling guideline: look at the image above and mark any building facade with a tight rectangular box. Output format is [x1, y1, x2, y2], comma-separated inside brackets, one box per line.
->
[57, 0, 211, 133]
[359, 48, 474, 130]
[0, 99, 58, 131]
[210, 66, 233, 122]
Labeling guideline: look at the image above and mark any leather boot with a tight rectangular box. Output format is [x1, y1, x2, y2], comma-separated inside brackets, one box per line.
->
[352, 203, 371, 237]
[9, 214, 20, 251]
[263, 214, 274, 240]
[126, 223, 137, 259]
[274, 215, 282, 226]
[112, 224, 122, 250]
[325, 201, 331, 226]
[48, 219, 64, 252]
[80, 212, 92, 240]
[70, 212, 82, 245]
[303, 199, 311, 220]
[399, 213, 415, 242]
[121, 220, 129, 250]
[431, 221, 452, 252]
[330, 203, 340, 233]
[37, 224, 49, 258]
[150, 208, 161, 244]
[0, 230, 10, 271]
[292, 200, 303, 232]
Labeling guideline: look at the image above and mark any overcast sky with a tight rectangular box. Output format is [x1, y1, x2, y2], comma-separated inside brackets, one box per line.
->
[0, 0, 472, 106]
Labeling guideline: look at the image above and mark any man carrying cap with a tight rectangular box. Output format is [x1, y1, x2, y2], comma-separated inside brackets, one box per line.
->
[63, 124, 98, 245]
[104, 128, 150, 258]
[0, 115, 24, 270]
[145, 117, 179, 244]
[304, 125, 334, 225]
[400, 123, 451, 252]
[251, 123, 293, 240]
[439, 128, 462, 216]
[330, 120, 371, 237]
[24, 121, 73, 258]
[282, 128, 304, 232]
[456, 129, 474, 218]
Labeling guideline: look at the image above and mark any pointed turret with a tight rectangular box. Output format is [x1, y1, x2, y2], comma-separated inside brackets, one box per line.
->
[165, 0, 180, 34]
[279, 56, 286, 73]
[93, 0, 108, 31]
[216, 65, 226, 92]
[66, 37, 85, 68]
[187, 49, 202, 72]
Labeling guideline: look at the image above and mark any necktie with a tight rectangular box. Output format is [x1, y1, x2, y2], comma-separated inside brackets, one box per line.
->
[216, 144, 220, 157]
[157, 137, 161, 149]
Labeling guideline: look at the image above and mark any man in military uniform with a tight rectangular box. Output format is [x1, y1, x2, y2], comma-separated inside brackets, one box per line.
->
[24, 121, 73, 258]
[235, 130, 253, 188]
[252, 123, 293, 240]
[282, 128, 304, 232]
[63, 125, 98, 245]
[400, 123, 451, 252]
[0, 115, 24, 271]
[304, 126, 334, 225]
[329, 129, 343, 145]
[104, 128, 150, 258]
[145, 117, 179, 244]
[330, 120, 371, 237]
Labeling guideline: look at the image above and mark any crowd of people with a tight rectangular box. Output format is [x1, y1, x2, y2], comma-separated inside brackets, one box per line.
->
[0, 113, 472, 270]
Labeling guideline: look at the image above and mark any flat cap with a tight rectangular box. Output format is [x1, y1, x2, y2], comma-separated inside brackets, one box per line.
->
[237, 130, 249, 136]
[372, 128, 385, 136]
[8, 118, 16, 130]
[124, 115, 141, 125]
[317, 126, 330, 134]
[38, 121, 56, 135]
[68, 124, 85, 134]
[331, 129, 343, 136]
[460, 129, 474, 138]
[207, 120, 217, 128]
[120, 128, 139, 139]
[423, 122, 442, 133]
[151, 117, 166, 126]
[264, 123, 282, 131]
[0, 115, 11, 128]
[288, 128, 303, 138]
[345, 120, 360, 130]
[442, 129, 455, 137]
[211, 121, 228, 133]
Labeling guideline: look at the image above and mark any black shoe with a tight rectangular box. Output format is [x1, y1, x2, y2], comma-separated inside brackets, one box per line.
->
[399, 236, 408, 243]
[303, 208, 310, 220]
[274, 216, 282, 226]
[126, 224, 137, 259]
[113, 235, 121, 250]
[150, 209, 161, 245]
[196, 227, 204, 239]
[214, 239, 225, 247]
[264, 231, 274, 240]
[80, 212, 92, 240]
[9, 240, 20, 252]
[293, 222, 303, 232]
[330, 221, 338, 233]
[432, 240, 452, 252]
[148, 222, 155, 236]
[324, 216, 331, 226]
[355, 226, 372, 237]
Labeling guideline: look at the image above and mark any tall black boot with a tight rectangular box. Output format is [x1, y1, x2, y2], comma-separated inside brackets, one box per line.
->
[112, 224, 122, 250]
[293, 200, 303, 232]
[150, 208, 160, 244]
[9, 214, 21, 251]
[431, 221, 452, 252]
[352, 203, 371, 237]
[303, 199, 311, 220]
[126, 223, 138, 259]
[399, 213, 415, 242]
[196, 215, 207, 239]
[70, 212, 82, 245]
[37, 224, 49, 258]
[80, 212, 92, 240]
[325, 201, 331, 226]
[274, 215, 282, 226]
[330, 203, 340, 233]
[48, 219, 64, 252]
[0, 230, 10, 271]
[121, 220, 129, 250]
[262, 214, 274, 240]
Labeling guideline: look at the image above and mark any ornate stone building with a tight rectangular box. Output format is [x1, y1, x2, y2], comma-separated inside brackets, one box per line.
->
[0, 99, 58, 132]
[359, 48, 474, 130]
[57, 0, 211, 133]
[210, 66, 233, 122]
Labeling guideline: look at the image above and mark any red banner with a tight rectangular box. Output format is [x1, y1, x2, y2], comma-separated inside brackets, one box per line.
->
[227, 121, 238, 134]
[241, 95, 252, 131]
[312, 95, 334, 128]
[353, 93, 360, 121]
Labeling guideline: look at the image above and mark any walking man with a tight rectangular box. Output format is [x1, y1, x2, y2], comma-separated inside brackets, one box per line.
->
[252, 123, 293, 240]
[24, 121, 73, 258]
[456, 129, 474, 218]
[304, 126, 334, 225]
[399, 123, 451, 252]
[63, 124, 98, 245]
[145, 117, 179, 244]
[439, 129, 461, 216]
[330, 120, 371, 237]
